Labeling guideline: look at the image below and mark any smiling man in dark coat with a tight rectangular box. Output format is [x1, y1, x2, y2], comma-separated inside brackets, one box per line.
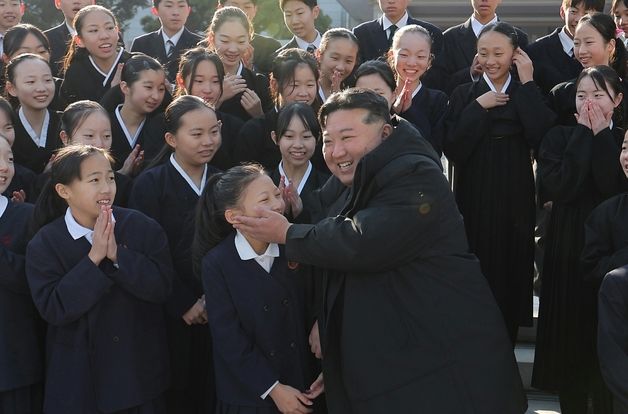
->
[234, 88, 526, 414]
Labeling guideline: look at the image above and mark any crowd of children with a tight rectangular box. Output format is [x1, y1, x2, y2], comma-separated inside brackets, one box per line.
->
[4, 0, 628, 413]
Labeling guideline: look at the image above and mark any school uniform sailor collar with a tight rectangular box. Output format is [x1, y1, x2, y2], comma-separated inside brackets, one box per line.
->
[169, 153, 207, 196]
[234, 229, 280, 273]
[64, 207, 115, 245]
[18, 107, 50, 148]
[483, 72, 511, 93]
[411, 82, 423, 99]
[88, 47, 125, 87]
[0, 196, 7, 219]
[471, 14, 498, 38]
[115, 104, 146, 149]
[278, 160, 312, 195]
[318, 84, 327, 103]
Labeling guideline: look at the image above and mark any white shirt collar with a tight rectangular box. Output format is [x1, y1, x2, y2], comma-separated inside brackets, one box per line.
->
[483, 72, 511, 93]
[64, 207, 115, 244]
[295, 31, 322, 51]
[278, 161, 312, 195]
[382, 11, 409, 31]
[610, 120, 614, 130]
[161, 26, 185, 48]
[0, 196, 8, 219]
[471, 14, 498, 38]
[115, 105, 146, 149]
[411, 82, 423, 99]
[19, 107, 50, 148]
[236, 61, 243, 76]
[65, 21, 77, 37]
[558, 27, 575, 56]
[89, 47, 125, 87]
[234, 229, 280, 273]
[318, 84, 327, 103]
[169, 153, 207, 196]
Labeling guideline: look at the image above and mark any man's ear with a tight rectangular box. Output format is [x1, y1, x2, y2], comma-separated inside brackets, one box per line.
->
[382, 123, 393, 140]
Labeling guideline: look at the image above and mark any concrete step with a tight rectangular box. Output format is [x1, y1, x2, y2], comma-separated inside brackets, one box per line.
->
[526, 391, 560, 413]
[516, 342, 535, 390]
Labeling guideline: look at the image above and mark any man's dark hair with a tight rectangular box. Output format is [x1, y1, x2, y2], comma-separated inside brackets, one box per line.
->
[566, 0, 605, 12]
[153, 0, 191, 7]
[319, 88, 391, 128]
[279, 0, 317, 11]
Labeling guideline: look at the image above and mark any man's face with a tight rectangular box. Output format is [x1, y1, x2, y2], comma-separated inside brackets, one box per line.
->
[322, 108, 390, 186]
[378, 0, 409, 22]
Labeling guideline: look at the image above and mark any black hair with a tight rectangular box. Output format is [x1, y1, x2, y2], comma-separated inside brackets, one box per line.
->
[206, 6, 252, 45]
[192, 163, 266, 277]
[319, 27, 359, 56]
[153, 0, 191, 7]
[218, 0, 258, 5]
[279, 0, 317, 10]
[611, 0, 628, 12]
[319, 87, 391, 128]
[148, 95, 218, 167]
[3, 24, 50, 59]
[0, 95, 17, 130]
[61, 100, 110, 142]
[121, 53, 164, 85]
[577, 12, 628, 79]
[576, 65, 626, 129]
[63, 5, 118, 76]
[176, 47, 225, 99]
[275, 102, 321, 142]
[271, 48, 319, 107]
[31, 145, 114, 234]
[565, 0, 605, 11]
[478, 22, 520, 50]
[354, 60, 396, 93]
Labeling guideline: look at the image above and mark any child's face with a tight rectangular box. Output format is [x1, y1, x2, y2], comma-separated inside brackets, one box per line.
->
[57, 153, 116, 228]
[378, 0, 409, 22]
[153, 0, 190, 35]
[282, 1, 320, 41]
[0, 137, 14, 194]
[166, 108, 222, 167]
[620, 136, 628, 177]
[185, 59, 222, 105]
[280, 63, 317, 106]
[54, 0, 95, 24]
[77, 10, 119, 62]
[355, 74, 395, 109]
[614, 1, 628, 34]
[574, 22, 614, 68]
[9, 33, 50, 62]
[222, 0, 257, 22]
[393, 32, 432, 84]
[0, 110, 15, 146]
[6, 59, 55, 111]
[471, 0, 501, 21]
[67, 111, 112, 150]
[0, 0, 23, 33]
[276, 116, 316, 170]
[319, 38, 358, 84]
[575, 76, 622, 120]
[122, 69, 167, 115]
[476, 31, 514, 86]
[211, 19, 250, 69]
[561, 3, 593, 37]
[236, 174, 285, 218]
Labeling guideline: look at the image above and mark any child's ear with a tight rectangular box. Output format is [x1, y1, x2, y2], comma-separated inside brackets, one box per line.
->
[55, 183, 70, 200]
[164, 132, 177, 148]
[120, 81, 129, 95]
[175, 73, 185, 92]
[59, 130, 69, 146]
[271, 131, 278, 145]
[151, 7, 159, 16]
[615, 92, 624, 108]
[54, 0, 61, 10]
[312, 5, 320, 19]
[5, 81, 17, 98]
[74, 35, 84, 48]
[224, 208, 240, 224]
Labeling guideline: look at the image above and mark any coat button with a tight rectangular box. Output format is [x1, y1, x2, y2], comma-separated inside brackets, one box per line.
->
[112, 336, 119, 343]
[263, 305, 269, 312]
[269, 350, 276, 358]
[282, 298, 289, 306]
[290, 342, 296, 348]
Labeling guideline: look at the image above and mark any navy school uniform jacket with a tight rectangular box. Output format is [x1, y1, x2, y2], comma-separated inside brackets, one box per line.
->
[128, 161, 220, 317]
[60, 49, 132, 108]
[251, 33, 282, 75]
[12, 109, 63, 175]
[526, 28, 583, 95]
[218, 66, 272, 122]
[4, 163, 36, 202]
[431, 18, 529, 95]
[0, 201, 44, 392]
[130, 28, 203, 83]
[201, 233, 309, 406]
[109, 109, 167, 171]
[25, 207, 173, 414]
[398, 86, 448, 156]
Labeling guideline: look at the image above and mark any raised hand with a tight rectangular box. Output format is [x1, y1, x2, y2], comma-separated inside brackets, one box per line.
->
[269, 383, 313, 414]
[476, 91, 509, 109]
[88, 205, 112, 266]
[220, 74, 247, 103]
[512, 47, 534, 84]
[241, 88, 263, 118]
[393, 78, 413, 114]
